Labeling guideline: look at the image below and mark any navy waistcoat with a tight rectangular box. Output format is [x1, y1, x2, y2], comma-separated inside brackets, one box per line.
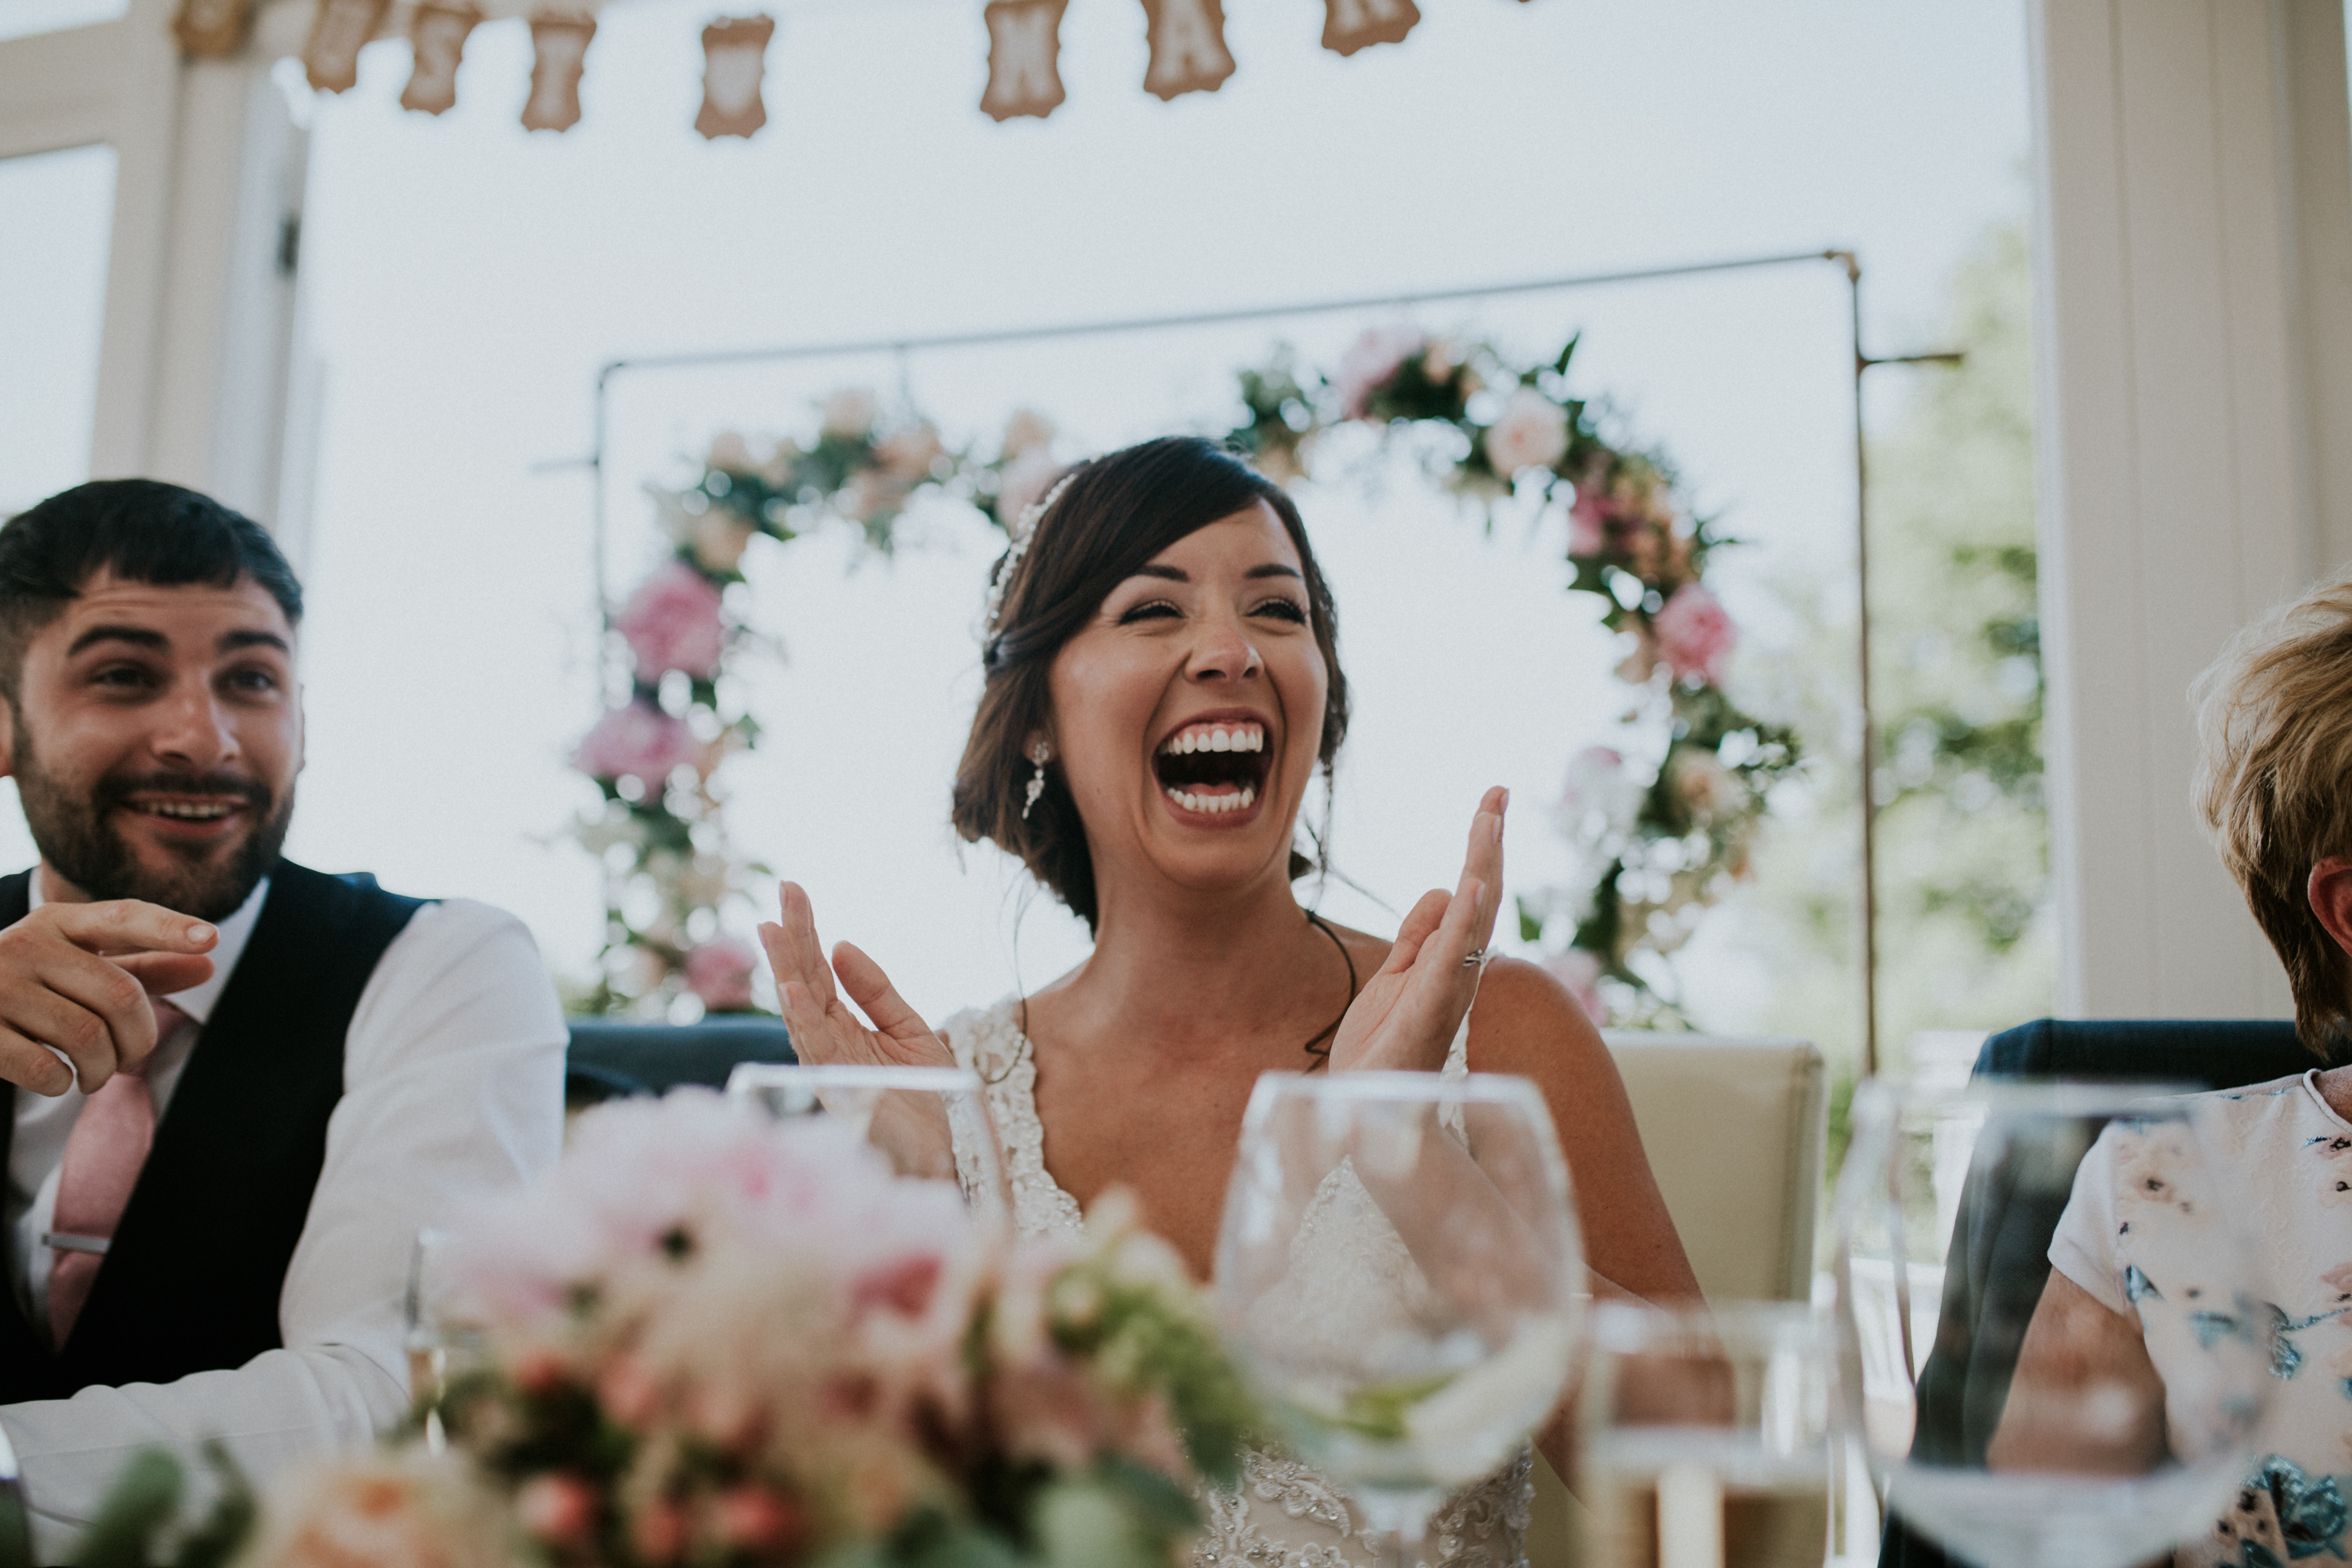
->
[0, 862, 424, 1403]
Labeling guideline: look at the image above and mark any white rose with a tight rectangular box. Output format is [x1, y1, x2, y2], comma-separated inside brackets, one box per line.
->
[1483, 387, 1570, 476]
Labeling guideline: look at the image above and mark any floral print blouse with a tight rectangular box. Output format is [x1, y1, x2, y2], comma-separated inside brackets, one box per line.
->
[2049, 1072, 2352, 1567]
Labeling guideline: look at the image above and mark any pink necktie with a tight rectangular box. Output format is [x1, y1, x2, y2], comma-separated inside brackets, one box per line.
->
[46, 999, 185, 1346]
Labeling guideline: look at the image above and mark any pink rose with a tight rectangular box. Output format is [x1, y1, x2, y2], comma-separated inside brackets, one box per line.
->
[516, 1474, 598, 1548]
[574, 702, 702, 789]
[1545, 948, 1607, 1025]
[1651, 583, 1737, 686]
[618, 561, 726, 679]
[1334, 325, 1425, 419]
[1483, 387, 1570, 476]
[684, 938, 757, 1013]
[1568, 484, 1610, 556]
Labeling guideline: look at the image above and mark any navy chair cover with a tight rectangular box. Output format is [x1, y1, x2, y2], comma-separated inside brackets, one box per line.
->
[1879, 1017, 2314, 1568]
[563, 1015, 797, 1103]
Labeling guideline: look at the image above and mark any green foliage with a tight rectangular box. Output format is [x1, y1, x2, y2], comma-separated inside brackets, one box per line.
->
[67, 1447, 253, 1568]
[1728, 216, 2052, 1106]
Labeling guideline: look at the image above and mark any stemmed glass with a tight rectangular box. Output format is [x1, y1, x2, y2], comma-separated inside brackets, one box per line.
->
[1580, 1301, 1835, 1568]
[1213, 1071, 1585, 1564]
[725, 1062, 1011, 1231]
[1832, 1079, 2270, 1568]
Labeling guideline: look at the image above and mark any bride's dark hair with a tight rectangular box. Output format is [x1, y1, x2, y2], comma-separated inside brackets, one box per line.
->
[952, 436, 1349, 931]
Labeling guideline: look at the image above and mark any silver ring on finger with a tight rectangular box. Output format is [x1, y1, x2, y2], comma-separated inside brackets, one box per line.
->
[1461, 947, 1487, 969]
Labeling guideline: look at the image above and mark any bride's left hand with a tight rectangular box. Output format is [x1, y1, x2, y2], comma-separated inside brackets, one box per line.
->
[1326, 786, 1505, 1075]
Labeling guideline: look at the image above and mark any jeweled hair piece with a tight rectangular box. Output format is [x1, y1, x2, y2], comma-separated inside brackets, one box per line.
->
[982, 470, 1077, 637]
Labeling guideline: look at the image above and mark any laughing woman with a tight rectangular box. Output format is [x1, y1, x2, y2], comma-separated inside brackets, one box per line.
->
[760, 436, 1697, 1568]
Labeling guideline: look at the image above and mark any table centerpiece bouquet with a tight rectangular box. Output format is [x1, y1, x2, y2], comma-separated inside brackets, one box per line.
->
[71, 1091, 1258, 1568]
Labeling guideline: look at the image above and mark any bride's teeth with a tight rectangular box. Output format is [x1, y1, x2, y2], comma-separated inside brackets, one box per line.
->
[1241, 786, 1255, 808]
[1210, 729, 1231, 752]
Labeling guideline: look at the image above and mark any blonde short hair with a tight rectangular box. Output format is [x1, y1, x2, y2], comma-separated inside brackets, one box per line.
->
[2193, 571, 2352, 1060]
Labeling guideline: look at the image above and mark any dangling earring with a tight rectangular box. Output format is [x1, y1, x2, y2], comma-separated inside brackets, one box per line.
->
[1022, 739, 1052, 821]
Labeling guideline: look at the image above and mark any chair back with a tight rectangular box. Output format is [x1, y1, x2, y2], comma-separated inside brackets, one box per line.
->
[1601, 1031, 1827, 1302]
[564, 1016, 797, 1098]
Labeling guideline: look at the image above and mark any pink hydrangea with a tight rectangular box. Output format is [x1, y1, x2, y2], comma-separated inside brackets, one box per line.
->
[1651, 583, 1738, 686]
[1333, 325, 1425, 419]
[574, 702, 702, 789]
[684, 938, 758, 1013]
[618, 562, 726, 679]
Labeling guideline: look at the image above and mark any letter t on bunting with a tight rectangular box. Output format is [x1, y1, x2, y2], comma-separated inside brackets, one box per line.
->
[696, 16, 775, 138]
[1320, 0, 1417, 56]
[1140, 0, 1235, 100]
[980, 0, 1069, 122]
[522, 13, 597, 132]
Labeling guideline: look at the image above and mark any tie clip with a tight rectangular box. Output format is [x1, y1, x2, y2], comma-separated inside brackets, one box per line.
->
[42, 1232, 108, 1256]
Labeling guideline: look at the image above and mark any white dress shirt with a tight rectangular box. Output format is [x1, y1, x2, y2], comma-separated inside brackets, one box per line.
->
[0, 873, 567, 1559]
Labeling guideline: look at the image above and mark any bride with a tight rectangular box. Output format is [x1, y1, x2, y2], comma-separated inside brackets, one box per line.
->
[760, 436, 1699, 1568]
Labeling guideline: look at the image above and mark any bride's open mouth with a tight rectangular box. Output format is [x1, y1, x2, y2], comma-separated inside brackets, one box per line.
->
[1152, 716, 1271, 819]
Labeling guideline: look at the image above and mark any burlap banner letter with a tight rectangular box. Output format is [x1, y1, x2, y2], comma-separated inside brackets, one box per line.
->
[980, 0, 1069, 122]
[522, 13, 597, 132]
[1141, 0, 1234, 100]
[696, 16, 775, 139]
[1320, 0, 1418, 56]
[400, 2, 481, 114]
[301, 0, 387, 92]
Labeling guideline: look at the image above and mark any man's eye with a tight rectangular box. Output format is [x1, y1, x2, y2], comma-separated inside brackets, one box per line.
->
[224, 670, 280, 694]
[1251, 598, 1308, 624]
[1117, 599, 1181, 624]
[91, 665, 154, 689]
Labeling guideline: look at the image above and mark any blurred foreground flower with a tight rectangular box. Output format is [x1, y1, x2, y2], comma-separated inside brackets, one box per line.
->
[71, 1096, 1258, 1568]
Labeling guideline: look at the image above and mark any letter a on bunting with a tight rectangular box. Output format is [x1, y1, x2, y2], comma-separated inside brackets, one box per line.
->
[981, 0, 1069, 121]
[1320, 0, 1418, 56]
[1141, 0, 1236, 100]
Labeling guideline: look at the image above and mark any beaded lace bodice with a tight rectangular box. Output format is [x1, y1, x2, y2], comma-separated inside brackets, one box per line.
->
[940, 997, 1533, 1568]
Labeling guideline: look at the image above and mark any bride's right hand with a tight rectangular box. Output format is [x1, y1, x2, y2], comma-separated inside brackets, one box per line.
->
[757, 881, 956, 1072]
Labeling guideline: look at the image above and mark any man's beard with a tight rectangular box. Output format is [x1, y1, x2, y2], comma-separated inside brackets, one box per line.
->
[13, 726, 292, 922]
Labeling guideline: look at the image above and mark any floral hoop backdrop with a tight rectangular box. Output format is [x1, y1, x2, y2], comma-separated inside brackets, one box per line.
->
[570, 332, 1799, 1025]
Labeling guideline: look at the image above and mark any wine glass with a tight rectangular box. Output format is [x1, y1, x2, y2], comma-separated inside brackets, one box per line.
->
[1213, 1070, 1585, 1563]
[725, 1062, 1011, 1230]
[405, 1226, 481, 1451]
[1832, 1079, 2269, 1568]
[1580, 1300, 1835, 1568]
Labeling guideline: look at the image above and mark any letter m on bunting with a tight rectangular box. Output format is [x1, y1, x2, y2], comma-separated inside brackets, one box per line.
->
[982, 0, 1069, 121]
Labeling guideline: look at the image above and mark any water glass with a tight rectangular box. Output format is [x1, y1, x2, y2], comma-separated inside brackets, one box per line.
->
[1579, 1300, 1834, 1568]
[1832, 1079, 2269, 1568]
[1213, 1069, 1585, 1559]
[725, 1062, 1011, 1229]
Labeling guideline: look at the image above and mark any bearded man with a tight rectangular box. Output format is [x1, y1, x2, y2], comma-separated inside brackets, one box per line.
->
[0, 481, 564, 1555]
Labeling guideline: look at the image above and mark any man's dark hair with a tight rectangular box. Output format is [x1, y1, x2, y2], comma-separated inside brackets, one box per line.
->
[0, 480, 303, 698]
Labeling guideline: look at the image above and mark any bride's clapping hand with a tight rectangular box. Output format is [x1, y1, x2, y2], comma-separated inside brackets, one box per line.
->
[757, 882, 956, 1072]
[1327, 786, 1506, 1076]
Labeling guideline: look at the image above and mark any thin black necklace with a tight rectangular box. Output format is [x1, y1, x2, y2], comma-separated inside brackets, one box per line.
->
[1012, 908, 1359, 1073]
[1299, 908, 1359, 1070]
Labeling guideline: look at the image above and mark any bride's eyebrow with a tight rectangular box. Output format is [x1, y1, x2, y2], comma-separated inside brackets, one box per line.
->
[1246, 564, 1301, 581]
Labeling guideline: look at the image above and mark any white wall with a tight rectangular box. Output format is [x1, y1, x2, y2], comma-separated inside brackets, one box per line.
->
[2031, 0, 2352, 1018]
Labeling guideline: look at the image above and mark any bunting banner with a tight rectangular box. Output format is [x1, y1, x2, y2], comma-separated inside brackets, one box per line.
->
[238, 0, 1519, 135]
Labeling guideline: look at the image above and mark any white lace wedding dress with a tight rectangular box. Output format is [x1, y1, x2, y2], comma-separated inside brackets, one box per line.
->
[941, 997, 1534, 1568]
